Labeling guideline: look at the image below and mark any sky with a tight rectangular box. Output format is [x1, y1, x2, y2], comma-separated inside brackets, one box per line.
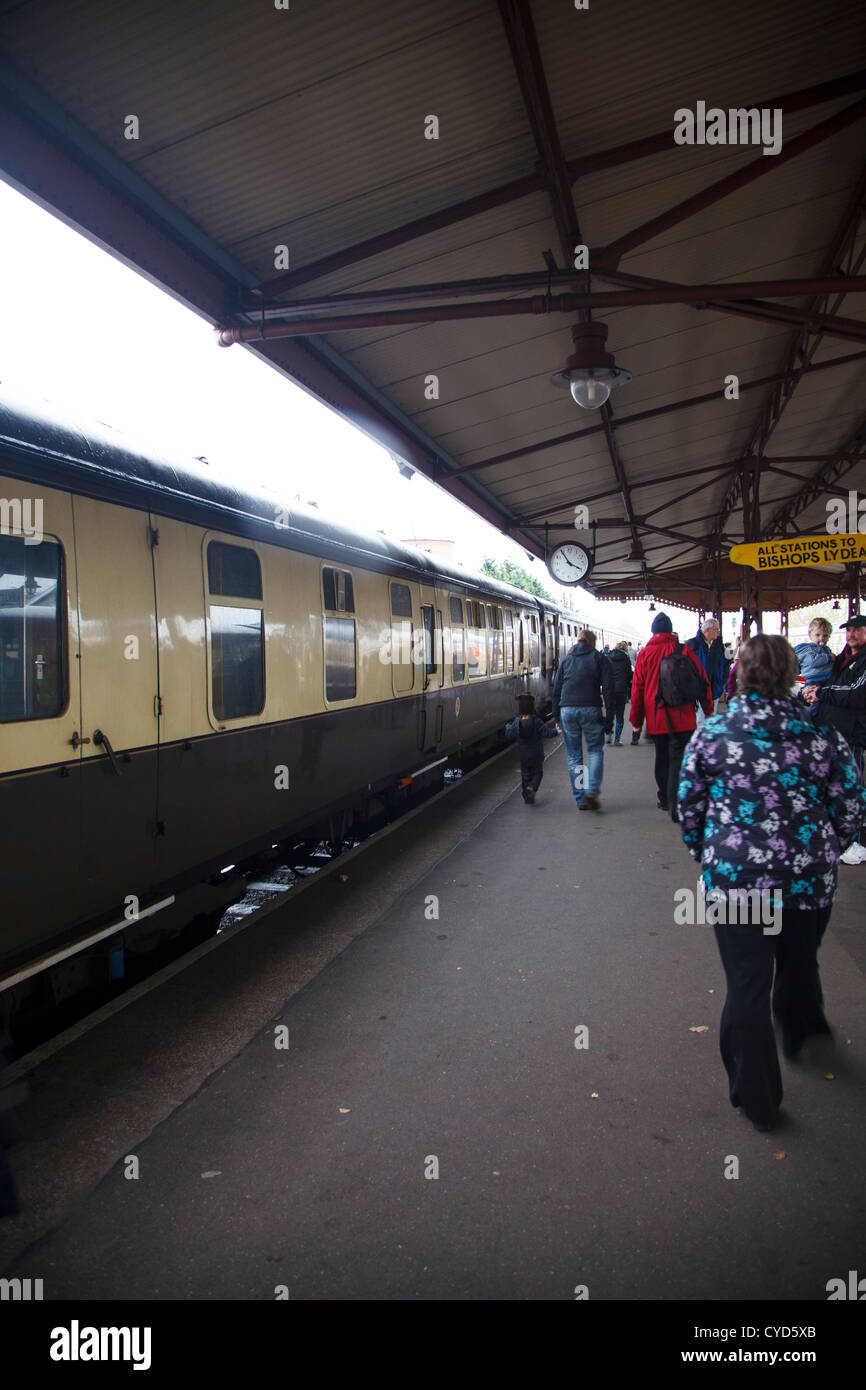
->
[0, 174, 781, 645]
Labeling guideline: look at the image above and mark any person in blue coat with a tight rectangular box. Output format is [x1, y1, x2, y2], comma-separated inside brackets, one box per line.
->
[794, 616, 834, 688]
[685, 617, 727, 725]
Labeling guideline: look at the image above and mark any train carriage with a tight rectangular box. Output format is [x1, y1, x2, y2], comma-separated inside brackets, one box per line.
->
[0, 392, 578, 1024]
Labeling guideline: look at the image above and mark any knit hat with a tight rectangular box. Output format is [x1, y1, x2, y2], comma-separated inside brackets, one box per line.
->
[651, 612, 673, 634]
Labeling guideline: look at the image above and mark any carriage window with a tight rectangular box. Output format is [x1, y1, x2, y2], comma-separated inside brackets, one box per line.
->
[467, 600, 487, 678]
[505, 609, 514, 672]
[210, 605, 264, 720]
[323, 567, 355, 613]
[207, 541, 264, 720]
[450, 597, 465, 681]
[421, 605, 435, 677]
[207, 542, 262, 599]
[391, 583, 412, 618]
[0, 534, 66, 722]
[324, 617, 356, 701]
[488, 605, 504, 675]
[529, 615, 540, 668]
[451, 628, 466, 682]
[545, 617, 555, 669]
[322, 567, 357, 700]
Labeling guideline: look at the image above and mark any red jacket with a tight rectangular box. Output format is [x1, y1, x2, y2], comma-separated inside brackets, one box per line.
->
[629, 633, 714, 735]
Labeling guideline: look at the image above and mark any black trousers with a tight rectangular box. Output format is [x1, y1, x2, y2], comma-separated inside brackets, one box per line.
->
[520, 755, 544, 797]
[713, 905, 832, 1125]
[649, 729, 692, 809]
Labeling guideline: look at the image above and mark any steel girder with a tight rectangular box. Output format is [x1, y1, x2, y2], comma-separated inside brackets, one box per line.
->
[708, 167, 866, 554]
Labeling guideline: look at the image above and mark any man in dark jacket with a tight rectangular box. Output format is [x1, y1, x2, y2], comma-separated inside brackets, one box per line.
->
[605, 641, 633, 745]
[805, 614, 866, 863]
[685, 618, 727, 724]
[552, 628, 614, 810]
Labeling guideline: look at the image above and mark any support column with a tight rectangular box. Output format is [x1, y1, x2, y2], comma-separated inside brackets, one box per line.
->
[739, 460, 762, 637]
[848, 562, 863, 618]
[752, 458, 763, 634]
[711, 549, 724, 625]
[740, 468, 751, 639]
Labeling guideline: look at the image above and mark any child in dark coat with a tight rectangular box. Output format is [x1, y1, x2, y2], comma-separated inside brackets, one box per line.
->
[505, 694, 559, 803]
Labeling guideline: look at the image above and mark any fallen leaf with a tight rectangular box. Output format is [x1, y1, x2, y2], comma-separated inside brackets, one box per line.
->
[706, 989, 715, 994]
[689, 1025, 710, 1033]
[339, 874, 348, 882]
[201, 1171, 222, 1179]
[338, 1107, 351, 1114]
[824, 1072, 835, 1080]
[590, 1092, 599, 1099]
[773, 1152, 786, 1161]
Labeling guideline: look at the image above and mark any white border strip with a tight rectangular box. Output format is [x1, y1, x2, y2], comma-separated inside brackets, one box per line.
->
[0, 895, 176, 992]
[410, 756, 448, 779]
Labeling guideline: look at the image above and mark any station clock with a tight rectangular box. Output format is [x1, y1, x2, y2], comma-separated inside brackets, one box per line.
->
[547, 542, 592, 586]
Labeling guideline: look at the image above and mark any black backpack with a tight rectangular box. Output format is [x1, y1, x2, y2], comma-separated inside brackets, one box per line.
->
[655, 644, 707, 729]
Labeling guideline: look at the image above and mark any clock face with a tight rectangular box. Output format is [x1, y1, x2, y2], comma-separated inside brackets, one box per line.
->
[548, 543, 591, 585]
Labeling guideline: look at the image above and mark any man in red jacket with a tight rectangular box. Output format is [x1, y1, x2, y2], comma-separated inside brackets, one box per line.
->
[630, 612, 714, 820]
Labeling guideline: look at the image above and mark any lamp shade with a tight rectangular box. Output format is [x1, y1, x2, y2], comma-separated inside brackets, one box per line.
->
[552, 322, 631, 410]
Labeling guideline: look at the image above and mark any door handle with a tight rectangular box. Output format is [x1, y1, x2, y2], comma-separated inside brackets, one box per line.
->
[93, 728, 122, 777]
[69, 731, 91, 749]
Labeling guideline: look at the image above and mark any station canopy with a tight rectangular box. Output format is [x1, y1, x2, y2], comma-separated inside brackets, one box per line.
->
[1, 0, 865, 617]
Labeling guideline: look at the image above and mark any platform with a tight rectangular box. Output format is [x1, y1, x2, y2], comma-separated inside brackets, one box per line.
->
[2, 735, 864, 1300]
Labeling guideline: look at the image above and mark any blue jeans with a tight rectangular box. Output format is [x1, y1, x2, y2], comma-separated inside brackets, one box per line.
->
[559, 706, 605, 805]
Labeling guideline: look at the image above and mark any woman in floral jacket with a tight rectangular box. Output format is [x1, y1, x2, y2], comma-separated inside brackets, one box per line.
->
[677, 634, 865, 1131]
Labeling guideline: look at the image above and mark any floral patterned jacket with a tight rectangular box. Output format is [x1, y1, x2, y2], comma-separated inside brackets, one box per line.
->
[677, 693, 866, 909]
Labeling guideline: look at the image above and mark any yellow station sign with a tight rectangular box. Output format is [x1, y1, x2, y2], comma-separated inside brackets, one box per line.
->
[729, 532, 866, 570]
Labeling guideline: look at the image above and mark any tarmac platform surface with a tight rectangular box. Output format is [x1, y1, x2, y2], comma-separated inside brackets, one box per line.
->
[2, 734, 865, 1300]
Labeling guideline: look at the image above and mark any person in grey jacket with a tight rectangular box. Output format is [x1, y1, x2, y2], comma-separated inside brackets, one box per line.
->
[552, 628, 614, 811]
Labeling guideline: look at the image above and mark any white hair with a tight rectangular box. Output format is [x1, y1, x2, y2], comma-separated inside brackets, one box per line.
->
[702, 618, 720, 632]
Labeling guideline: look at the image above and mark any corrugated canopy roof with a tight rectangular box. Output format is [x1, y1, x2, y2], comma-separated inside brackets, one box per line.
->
[1, 0, 865, 616]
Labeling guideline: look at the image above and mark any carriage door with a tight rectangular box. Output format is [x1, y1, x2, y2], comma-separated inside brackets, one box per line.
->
[543, 614, 556, 677]
[517, 611, 529, 681]
[72, 497, 160, 923]
[0, 482, 84, 960]
[390, 580, 415, 699]
[418, 582, 444, 751]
